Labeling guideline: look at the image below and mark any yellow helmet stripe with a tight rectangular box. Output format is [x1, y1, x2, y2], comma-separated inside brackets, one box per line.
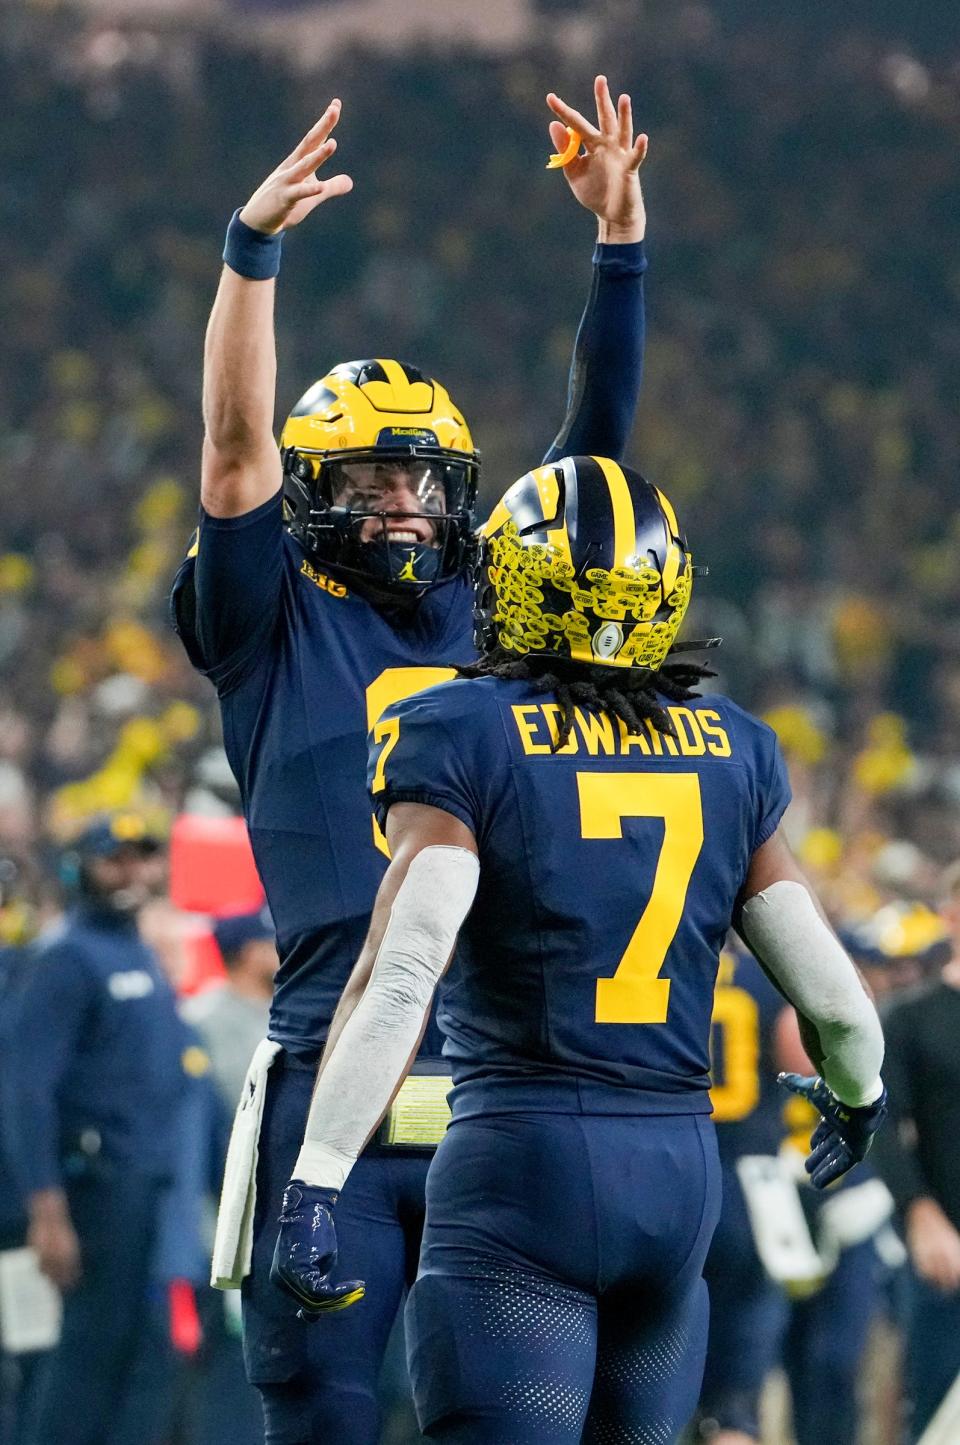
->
[654, 486, 683, 594]
[660, 541, 682, 596]
[479, 497, 514, 538]
[655, 486, 681, 541]
[481, 464, 566, 543]
[594, 456, 636, 566]
[534, 463, 560, 521]
[377, 358, 415, 393]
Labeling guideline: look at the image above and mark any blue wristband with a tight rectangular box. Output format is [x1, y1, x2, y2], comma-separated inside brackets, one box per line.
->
[223, 208, 283, 280]
[592, 239, 647, 276]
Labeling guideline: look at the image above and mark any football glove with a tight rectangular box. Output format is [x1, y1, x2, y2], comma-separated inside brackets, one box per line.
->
[778, 1073, 888, 1190]
[269, 1181, 365, 1320]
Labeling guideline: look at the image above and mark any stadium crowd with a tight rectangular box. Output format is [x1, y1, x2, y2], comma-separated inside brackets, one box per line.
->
[1, 1, 959, 1440]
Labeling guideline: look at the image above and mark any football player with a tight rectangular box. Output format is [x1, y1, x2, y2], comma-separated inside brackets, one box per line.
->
[272, 456, 888, 1443]
[172, 81, 649, 1444]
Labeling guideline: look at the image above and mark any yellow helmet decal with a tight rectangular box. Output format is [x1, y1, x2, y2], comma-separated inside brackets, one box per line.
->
[480, 458, 693, 672]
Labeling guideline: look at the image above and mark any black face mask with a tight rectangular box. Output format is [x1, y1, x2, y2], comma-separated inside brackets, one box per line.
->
[353, 538, 443, 589]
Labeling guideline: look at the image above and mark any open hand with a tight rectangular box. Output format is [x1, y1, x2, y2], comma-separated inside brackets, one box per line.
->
[778, 1073, 887, 1190]
[240, 100, 354, 237]
[907, 1198, 960, 1293]
[546, 76, 648, 243]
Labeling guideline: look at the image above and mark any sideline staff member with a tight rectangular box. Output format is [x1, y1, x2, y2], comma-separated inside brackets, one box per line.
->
[3, 815, 190, 1445]
[873, 863, 960, 1440]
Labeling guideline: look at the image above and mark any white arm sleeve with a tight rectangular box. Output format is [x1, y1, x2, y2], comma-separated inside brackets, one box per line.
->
[293, 845, 480, 1189]
[739, 879, 884, 1107]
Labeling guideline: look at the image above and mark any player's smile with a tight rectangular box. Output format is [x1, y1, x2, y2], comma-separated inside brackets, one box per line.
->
[383, 515, 436, 545]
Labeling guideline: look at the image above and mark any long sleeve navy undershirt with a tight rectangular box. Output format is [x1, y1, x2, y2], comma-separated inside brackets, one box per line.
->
[542, 239, 647, 466]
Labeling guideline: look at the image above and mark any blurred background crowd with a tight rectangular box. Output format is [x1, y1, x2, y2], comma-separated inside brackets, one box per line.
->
[3, 0, 960, 898]
[1, 0, 959, 1440]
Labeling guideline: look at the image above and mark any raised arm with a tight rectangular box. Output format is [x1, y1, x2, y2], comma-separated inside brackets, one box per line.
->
[541, 76, 648, 465]
[175, 106, 354, 685]
[201, 101, 352, 519]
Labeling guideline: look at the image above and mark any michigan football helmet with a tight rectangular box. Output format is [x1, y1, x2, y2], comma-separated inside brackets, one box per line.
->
[281, 359, 480, 595]
[475, 455, 693, 671]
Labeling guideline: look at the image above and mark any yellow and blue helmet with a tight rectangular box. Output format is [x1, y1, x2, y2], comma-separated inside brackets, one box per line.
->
[280, 359, 480, 595]
[476, 455, 693, 671]
[856, 902, 951, 968]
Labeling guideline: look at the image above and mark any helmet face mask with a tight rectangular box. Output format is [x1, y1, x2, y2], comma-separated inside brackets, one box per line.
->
[280, 360, 479, 596]
[475, 456, 693, 672]
[283, 445, 479, 592]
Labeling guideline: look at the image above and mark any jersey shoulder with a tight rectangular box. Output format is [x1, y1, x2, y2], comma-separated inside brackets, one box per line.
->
[388, 675, 505, 732]
[170, 508, 348, 689]
[371, 677, 510, 835]
[695, 690, 791, 846]
[694, 690, 780, 761]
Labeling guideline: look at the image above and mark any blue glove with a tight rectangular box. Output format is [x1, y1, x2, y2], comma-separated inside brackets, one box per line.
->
[778, 1073, 888, 1190]
[269, 1181, 365, 1320]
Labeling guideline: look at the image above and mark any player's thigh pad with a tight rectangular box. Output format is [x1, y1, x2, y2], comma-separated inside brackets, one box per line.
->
[584, 1277, 710, 1445]
[407, 1270, 597, 1443]
[408, 1115, 603, 1439]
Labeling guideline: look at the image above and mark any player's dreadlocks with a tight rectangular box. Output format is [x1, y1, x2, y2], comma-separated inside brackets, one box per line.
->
[457, 647, 716, 752]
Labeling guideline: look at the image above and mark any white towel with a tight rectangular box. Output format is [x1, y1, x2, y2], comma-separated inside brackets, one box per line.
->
[211, 1038, 282, 1290]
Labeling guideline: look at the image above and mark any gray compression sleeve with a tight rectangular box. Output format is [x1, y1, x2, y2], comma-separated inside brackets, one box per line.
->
[293, 846, 479, 1188]
[740, 880, 884, 1107]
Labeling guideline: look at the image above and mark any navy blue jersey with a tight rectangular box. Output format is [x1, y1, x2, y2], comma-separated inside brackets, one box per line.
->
[710, 947, 789, 1159]
[172, 492, 473, 1057]
[370, 676, 791, 1115]
[171, 245, 647, 1059]
[172, 245, 653, 1063]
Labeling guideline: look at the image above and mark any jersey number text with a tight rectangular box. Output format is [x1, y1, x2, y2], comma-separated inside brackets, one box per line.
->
[577, 772, 704, 1024]
[367, 667, 457, 857]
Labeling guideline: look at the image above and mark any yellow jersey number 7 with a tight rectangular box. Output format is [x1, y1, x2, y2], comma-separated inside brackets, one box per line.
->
[367, 666, 457, 858]
[577, 772, 704, 1025]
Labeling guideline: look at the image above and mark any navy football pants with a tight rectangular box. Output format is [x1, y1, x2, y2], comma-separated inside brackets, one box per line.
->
[696, 1162, 788, 1438]
[784, 1237, 880, 1445]
[242, 1059, 429, 1445]
[407, 1111, 720, 1444]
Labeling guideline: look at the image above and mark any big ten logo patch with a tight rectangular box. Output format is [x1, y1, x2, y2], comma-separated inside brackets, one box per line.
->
[300, 558, 348, 598]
